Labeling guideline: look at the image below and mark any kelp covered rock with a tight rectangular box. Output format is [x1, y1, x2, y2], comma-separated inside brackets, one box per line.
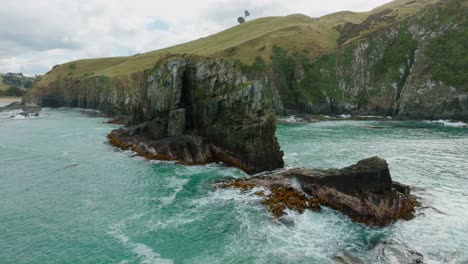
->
[221, 157, 419, 226]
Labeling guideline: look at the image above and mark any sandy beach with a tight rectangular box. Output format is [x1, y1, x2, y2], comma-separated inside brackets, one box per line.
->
[0, 97, 22, 108]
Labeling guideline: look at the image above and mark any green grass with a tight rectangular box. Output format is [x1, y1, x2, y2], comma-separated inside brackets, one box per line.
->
[37, 57, 128, 86]
[36, 0, 443, 87]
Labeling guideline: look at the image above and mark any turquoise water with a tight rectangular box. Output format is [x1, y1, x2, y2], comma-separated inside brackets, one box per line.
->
[1, 108, 468, 264]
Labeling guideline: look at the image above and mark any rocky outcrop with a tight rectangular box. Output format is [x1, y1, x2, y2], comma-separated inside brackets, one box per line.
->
[109, 56, 284, 174]
[221, 157, 419, 226]
[29, 55, 284, 173]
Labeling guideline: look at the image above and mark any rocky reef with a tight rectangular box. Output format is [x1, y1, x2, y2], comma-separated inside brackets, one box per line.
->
[221, 157, 419, 226]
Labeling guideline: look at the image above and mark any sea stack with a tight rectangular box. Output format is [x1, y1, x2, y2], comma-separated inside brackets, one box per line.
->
[108, 55, 284, 174]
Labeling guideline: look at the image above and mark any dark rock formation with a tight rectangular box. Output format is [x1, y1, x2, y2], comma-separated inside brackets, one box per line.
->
[20, 103, 41, 117]
[0, 101, 22, 111]
[0, 101, 40, 117]
[107, 56, 284, 174]
[221, 157, 419, 226]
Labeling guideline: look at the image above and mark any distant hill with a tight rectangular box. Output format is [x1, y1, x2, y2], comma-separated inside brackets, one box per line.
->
[0, 73, 35, 90]
[0, 73, 36, 97]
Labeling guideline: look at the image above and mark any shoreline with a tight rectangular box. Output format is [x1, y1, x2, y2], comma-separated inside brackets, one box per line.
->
[0, 97, 22, 107]
[277, 114, 468, 127]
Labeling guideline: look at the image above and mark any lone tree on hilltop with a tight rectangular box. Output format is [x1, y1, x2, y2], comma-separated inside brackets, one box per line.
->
[237, 10, 250, 24]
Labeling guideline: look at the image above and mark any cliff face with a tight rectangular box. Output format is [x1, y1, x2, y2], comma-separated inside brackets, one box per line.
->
[31, 55, 284, 173]
[30, 71, 147, 116]
[271, 0, 468, 120]
[111, 56, 284, 173]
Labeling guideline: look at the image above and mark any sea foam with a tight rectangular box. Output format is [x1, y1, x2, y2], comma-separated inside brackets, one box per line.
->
[427, 120, 468, 128]
[108, 215, 174, 264]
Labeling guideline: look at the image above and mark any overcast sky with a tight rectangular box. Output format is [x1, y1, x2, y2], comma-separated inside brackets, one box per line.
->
[0, 0, 393, 76]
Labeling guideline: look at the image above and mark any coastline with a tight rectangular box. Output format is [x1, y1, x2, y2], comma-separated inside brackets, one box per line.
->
[277, 114, 468, 127]
[0, 97, 22, 107]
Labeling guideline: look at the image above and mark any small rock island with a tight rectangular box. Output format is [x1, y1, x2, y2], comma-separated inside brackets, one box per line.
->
[221, 157, 419, 226]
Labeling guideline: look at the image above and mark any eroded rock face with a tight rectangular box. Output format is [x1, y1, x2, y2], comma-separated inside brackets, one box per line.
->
[271, 1, 468, 121]
[221, 157, 419, 226]
[109, 56, 284, 174]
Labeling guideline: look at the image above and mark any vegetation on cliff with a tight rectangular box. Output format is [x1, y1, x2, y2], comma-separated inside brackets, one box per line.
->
[31, 0, 467, 120]
[424, 23, 468, 87]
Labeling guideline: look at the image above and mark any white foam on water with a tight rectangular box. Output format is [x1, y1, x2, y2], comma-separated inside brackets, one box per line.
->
[148, 211, 201, 232]
[220, 204, 318, 261]
[0, 109, 21, 119]
[286, 115, 306, 123]
[338, 114, 352, 119]
[190, 186, 263, 209]
[2, 109, 44, 120]
[427, 120, 468, 127]
[159, 177, 189, 206]
[108, 214, 174, 264]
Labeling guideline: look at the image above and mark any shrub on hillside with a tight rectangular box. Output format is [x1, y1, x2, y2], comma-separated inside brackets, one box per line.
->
[5, 86, 26, 97]
[424, 25, 468, 87]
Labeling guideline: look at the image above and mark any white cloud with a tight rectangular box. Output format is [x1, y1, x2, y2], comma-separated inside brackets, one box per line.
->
[0, 0, 392, 76]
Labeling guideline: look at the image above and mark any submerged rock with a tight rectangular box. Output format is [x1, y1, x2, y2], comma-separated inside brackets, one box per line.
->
[109, 55, 284, 174]
[221, 157, 419, 226]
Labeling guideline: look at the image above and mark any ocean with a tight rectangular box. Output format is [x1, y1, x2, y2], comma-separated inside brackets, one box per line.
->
[1, 108, 467, 263]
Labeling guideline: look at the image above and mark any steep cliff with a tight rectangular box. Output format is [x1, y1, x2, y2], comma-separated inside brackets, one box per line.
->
[269, 0, 467, 120]
[31, 55, 284, 173]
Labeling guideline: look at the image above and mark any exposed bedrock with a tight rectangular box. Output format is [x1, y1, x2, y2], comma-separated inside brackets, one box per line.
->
[109, 56, 284, 174]
[221, 157, 419, 226]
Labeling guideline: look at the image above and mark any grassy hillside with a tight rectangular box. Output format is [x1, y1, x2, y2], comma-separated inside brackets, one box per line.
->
[36, 0, 442, 87]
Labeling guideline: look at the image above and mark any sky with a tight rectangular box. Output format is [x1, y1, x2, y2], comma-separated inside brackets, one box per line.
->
[0, 0, 393, 76]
